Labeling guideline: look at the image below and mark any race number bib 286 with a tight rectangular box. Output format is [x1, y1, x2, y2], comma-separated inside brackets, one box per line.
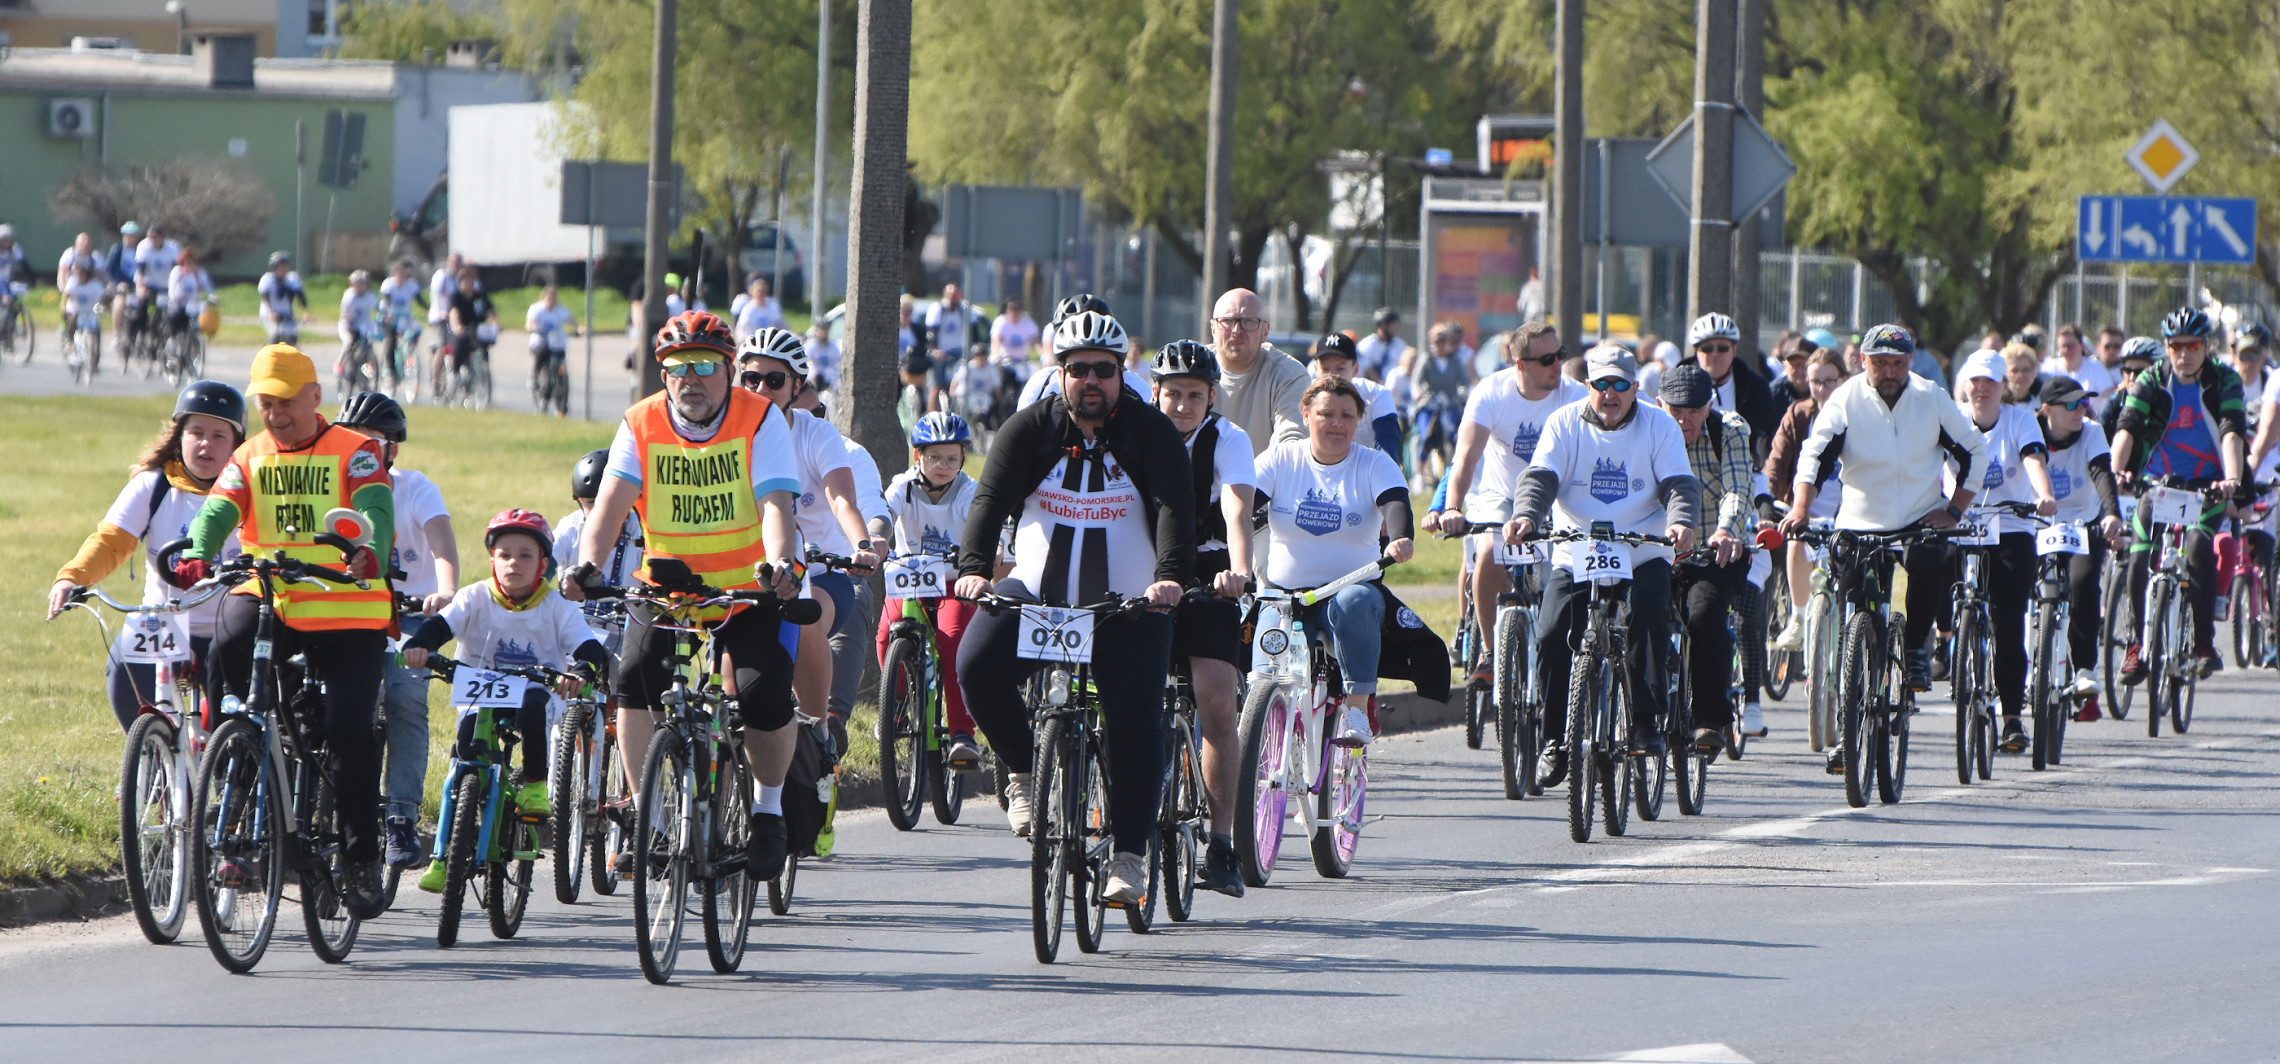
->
[1016, 605, 1095, 664]
[1553, 539, 1633, 584]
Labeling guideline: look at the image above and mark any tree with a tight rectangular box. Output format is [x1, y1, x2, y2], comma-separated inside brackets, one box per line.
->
[337, 0, 500, 62]
[49, 158, 276, 264]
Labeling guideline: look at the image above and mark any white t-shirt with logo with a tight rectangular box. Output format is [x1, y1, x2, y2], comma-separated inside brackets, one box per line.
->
[133, 239, 181, 290]
[1527, 401, 1695, 565]
[1945, 403, 2047, 512]
[2043, 420, 2111, 525]
[2042, 355, 2119, 415]
[1254, 439, 1406, 589]
[99, 470, 242, 638]
[527, 304, 575, 351]
[1184, 414, 1256, 552]
[785, 409, 858, 556]
[1008, 445, 1157, 606]
[1462, 369, 1591, 509]
[991, 314, 1040, 366]
[386, 468, 451, 599]
[432, 582, 599, 675]
[884, 469, 977, 558]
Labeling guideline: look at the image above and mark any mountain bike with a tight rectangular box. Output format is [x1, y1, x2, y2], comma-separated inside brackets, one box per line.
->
[530, 341, 571, 417]
[0, 283, 33, 363]
[338, 318, 385, 396]
[2099, 505, 2136, 723]
[1452, 521, 1543, 800]
[385, 310, 422, 392]
[550, 601, 626, 904]
[1455, 570, 1490, 751]
[57, 580, 232, 944]
[1945, 505, 2018, 785]
[1158, 651, 1209, 924]
[1760, 555, 1798, 703]
[2218, 487, 2276, 671]
[2022, 513, 2093, 771]
[876, 548, 974, 830]
[1794, 524, 1952, 807]
[160, 525, 375, 972]
[1524, 526, 1675, 842]
[2133, 477, 2220, 739]
[64, 304, 101, 386]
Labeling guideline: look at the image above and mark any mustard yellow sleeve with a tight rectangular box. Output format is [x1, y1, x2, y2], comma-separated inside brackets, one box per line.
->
[55, 523, 140, 587]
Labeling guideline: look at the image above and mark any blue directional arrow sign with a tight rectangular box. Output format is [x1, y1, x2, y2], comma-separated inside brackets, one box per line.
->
[2079, 195, 2257, 265]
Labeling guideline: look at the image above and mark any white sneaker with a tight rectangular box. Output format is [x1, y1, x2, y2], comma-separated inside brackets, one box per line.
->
[1004, 772, 1033, 837]
[1332, 704, 1374, 748]
[1772, 616, 1806, 651]
[2071, 668, 2100, 696]
[1740, 701, 1767, 738]
[1101, 851, 1148, 906]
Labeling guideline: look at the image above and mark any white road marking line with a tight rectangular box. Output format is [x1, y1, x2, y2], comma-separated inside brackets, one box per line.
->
[1607, 1044, 1754, 1063]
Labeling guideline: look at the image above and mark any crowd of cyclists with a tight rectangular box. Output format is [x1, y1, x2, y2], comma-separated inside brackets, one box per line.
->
[40, 250, 2277, 971]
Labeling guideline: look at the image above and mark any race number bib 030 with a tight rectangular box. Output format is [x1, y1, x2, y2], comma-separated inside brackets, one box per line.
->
[452, 669, 529, 712]
[1954, 512, 2001, 546]
[1016, 605, 1095, 664]
[117, 612, 192, 664]
[1553, 539, 1633, 584]
[884, 555, 953, 599]
[1497, 540, 1541, 567]
[2144, 486, 2203, 528]
[2035, 522, 2087, 556]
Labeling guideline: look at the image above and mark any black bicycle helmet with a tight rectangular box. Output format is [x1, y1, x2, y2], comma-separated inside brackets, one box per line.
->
[172, 379, 246, 434]
[2161, 306, 2213, 340]
[571, 449, 609, 501]
[2237, 320, 2273, 351]
[1052, 293, 1112, 324]
[336, 391, 408, 443]
[1151, 339, 1219, 384]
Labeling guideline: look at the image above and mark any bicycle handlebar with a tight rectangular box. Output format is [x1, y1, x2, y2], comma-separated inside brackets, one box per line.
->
[966, 591, 1164, 617]
[580, 579, 825, 626]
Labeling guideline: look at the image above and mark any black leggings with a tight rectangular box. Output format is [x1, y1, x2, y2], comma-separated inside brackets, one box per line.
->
[2064, 535, 2108, 673]
[1534, 558, 1673, 742]
[614, 600, 796, 731]
[456, 687, 550, 782]
[957, 582, 1172, 856]
[2127, 515, 2218, 656]
[1962, 534, 2036, 718]
[205, 595, 388, 864]
[1673, 556, 1745, 730]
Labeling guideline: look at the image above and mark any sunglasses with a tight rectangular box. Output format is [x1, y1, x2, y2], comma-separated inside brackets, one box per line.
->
[1063, 361, 1121, 380]
[1590, 378, 1635, 393]
[1517, 347, 1566, 367]
[2167, 339, 2206, 352]
[2047, 398, 2090, 412]
[741, 369, 790, 391]
[1698, 342, 1735, 354]
[661, 360, 723, 379]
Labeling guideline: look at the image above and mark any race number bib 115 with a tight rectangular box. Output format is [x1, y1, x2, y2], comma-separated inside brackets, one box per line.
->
[1553, 539, 1633, 584]
[452, 669, 529, 717]
[117, 612, 192, 664]
[2036, 522, 2087, 556]
[884, 555, 953, 599]
[1016, 605, 1095, 664]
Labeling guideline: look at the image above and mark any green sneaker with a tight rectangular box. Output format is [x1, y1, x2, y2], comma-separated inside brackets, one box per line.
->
[515, 779, 552, 818]
[416, 859, 447, 893]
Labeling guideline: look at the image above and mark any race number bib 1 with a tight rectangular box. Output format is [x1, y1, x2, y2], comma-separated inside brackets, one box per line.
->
[1497, 540, 1541, 567]
[1016, 605, 1095, 664]
[1553, 539, 1633, 584]
[2144, 486, 2203, 527]
[884, 555, 953, 599]
[2036, 521, 2087, 556]
[1954, 512, 2001, 546]
[117, 612, 192, 664]
[451, 669, 529, 717]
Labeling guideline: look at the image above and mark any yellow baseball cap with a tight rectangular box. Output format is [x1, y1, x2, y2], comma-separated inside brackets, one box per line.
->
[247, 344, 318, 398]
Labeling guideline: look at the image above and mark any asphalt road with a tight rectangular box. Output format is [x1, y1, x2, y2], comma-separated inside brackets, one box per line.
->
[3, 665, 2276, 1064]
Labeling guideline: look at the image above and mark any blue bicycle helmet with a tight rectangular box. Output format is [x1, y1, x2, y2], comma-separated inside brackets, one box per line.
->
[1858, 323, 1915, 358]
[910, 411, 972, 447]
[2161, 306, 2213, 340]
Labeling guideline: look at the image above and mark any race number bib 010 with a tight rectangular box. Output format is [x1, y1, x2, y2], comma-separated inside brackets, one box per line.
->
[452, 669, 529, 712]
[1497, 540, 1541, 567]
[1954, 512, 2001, 546]
[884, 555, 953, 599]
[2035, 522, 2087, 556]
[1016, 605, 1095, 664]
[2144, 486, 2203, 528]
[1553, 539, 1633, 584]
[117, 612, 192, 664]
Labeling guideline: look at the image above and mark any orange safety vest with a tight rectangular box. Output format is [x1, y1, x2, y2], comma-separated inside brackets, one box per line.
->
[225, 423, 394, 631]
[626, 388, 776, 595]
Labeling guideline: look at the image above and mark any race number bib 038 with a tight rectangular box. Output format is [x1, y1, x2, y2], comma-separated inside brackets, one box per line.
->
[884, 555, 953, 599]
[1954, 512, 2001, 546]
[2036, 522, 2087, 556]
[452, 669, 529, 711]
[1016, 605, 1095, 664]
[1553, 539, 1633, 584]
[117, 612, 192, 664]
[2144, 486, 2203, 528]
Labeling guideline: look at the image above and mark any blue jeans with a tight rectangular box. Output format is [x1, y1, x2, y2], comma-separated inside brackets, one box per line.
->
[1304, 582, 1384, 696]
[381, 616, 434, 821]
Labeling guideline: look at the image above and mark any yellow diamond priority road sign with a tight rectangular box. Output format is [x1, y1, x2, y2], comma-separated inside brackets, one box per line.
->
[2126, 119, 2199, 194]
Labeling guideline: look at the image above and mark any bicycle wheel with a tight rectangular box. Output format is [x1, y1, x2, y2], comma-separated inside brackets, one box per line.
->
[1494, 606, 1534, 800]
[299, 766, 360, 963]
[474, 350, 494, 409]
[767, 854, 798, 916]
[631, 731, 692, 984]
[1162, 719, 1199, 923]
[2145, 579, 2173, 738]
[2231, 573, 2256, 669]
[876, 636, 927, 831]
[1601, 664, 1632, 839]
[121, 713, 188, 944]
[1671, 623, 1705, 817]
[190, 717, 282, 973]
[1951, 609, 1979, 785]
[2030, 599, 2062, 772]
[437, 769, 483, 948]
[590, 725, 627, 897]
[1030, 716, 1070, 963]
[1234, 681, 1296, 886]
[1311, 723, 1367, 878]
[1877, 632, 1909, 805]
[1762, 564, 1794, 702]
[1839, 613, 1881, 808]
[1073, 736, 1110, 954]
[702, 744, 756, 973]
[486, 836, 533, 940]
[1806, 592, 1839, 752]
[1566, 651, 1599, 843]
[551, 703, 590, 903]
[2101, 554, 2134, 721]
[1464, 679, 1490, 750]
[929, 747, 967, 825]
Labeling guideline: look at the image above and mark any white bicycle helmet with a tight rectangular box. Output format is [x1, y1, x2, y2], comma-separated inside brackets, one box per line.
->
[739, 325, 811, 379]
[1687, 312, 1741, 348]
[1050, 310, 1130, 361]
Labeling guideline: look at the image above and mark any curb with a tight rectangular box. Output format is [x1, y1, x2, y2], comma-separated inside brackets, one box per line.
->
[0, 875, 129, 928]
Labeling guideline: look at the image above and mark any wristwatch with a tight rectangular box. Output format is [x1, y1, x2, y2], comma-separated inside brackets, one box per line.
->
[1944, 504, 1964, 521]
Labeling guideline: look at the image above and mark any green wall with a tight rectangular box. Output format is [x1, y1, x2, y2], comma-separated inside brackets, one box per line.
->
[0, 89, 394, 279]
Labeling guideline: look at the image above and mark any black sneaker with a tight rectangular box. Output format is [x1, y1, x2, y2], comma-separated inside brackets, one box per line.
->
[342, 858, 388, 920]
[1630, 726, 1665, 757]
[383, 816, 422, 869]
[1905, 649, 1932, 692]
[1824, 748, 1847, 775]
[1535, 743, 1569, 788]
[1199, 834, 1245, 898]
[1999, 718, 2028, 753]
[1929, 637, 1951, 682]
[2195, 648, 2222, 678]
[746, 812, 789, 880]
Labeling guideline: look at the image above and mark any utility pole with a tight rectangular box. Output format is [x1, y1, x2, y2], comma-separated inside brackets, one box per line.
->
[1201, 0, 1237, 325]
[811, 0, 832, 311]
[1687, 0, 1737, 328]
[638, 0, 678, 399]
[1730, 0, 1765, 357]
[839, 0, 912, 480]
[1551, 0, 1584, 353]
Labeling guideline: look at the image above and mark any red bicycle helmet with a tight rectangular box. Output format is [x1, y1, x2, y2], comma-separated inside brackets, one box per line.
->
[484, 508, 554, 556]
[655, 310, 735, 360]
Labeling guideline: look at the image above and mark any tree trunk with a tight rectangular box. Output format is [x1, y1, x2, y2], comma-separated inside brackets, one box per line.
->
[1284, 226, 1314, 333]
[839, 0, 913, 485]
[1229, 224, 1272, 299]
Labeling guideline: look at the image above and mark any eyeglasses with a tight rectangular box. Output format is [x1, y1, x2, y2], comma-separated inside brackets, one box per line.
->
[1697, 342, 1735, 355]
[2167, 339, 2206, 353]
[1063, 361, 1121, 380]
[1590, 378, 1635, 393]
[1807, 376, 1843, 388]
[741, 369, 789, 391]
[1211, 316, 1267, 333]
[661, 359, 724, 379]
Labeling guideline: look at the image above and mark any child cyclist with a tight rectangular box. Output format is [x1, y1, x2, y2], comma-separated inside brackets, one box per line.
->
[401, 510, 610, 891]
[876, 412, 985, 769]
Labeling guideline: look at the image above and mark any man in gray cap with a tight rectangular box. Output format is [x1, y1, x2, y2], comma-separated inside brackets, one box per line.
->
[1661, 363, 1764, 749]
[1506, 344, 1702, 783]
